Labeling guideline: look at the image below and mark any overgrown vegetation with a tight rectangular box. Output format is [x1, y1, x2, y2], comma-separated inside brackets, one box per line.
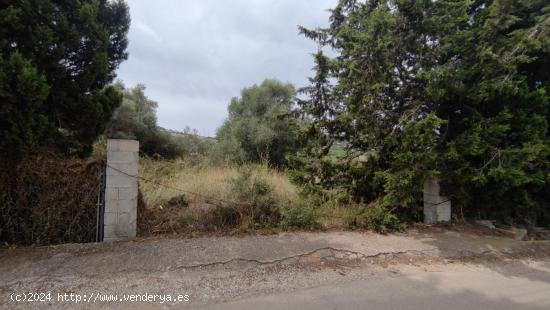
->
[345, 203, 406, 234]
[280, 202, 321, 231]
[138, 157, 325, 234]
[137, 156, 406, 235]
[295, 0, 550, 227]
[0, 152, 102, 245]
[2, 0, 549, 246]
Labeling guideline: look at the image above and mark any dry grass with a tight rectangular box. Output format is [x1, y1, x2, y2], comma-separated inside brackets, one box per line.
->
[137, 157, 395, 235]
[138, 157, 299, 210]
[0, 151, 102, 245]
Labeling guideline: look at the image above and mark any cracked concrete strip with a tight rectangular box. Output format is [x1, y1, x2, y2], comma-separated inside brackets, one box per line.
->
[168, 246, 445, 271]
[0, 230, 504, 280]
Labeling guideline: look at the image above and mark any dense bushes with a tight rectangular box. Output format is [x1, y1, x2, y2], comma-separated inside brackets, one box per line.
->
[280, 202, 321, 230]
[347, 204, 405, 234]
[0, 152, 102, 245]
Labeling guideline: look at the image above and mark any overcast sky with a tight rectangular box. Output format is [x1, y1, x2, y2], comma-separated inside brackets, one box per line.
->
[116, 0, 336, 137]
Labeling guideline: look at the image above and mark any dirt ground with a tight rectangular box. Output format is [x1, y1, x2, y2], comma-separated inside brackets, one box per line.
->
[1, 226, 550, 309]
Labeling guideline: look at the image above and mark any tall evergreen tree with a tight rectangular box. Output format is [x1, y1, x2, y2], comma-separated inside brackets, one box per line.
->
[298, 0, 550, 226]
[0, 0, 130, 157]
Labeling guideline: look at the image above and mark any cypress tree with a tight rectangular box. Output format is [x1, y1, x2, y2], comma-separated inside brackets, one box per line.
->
[0, 0, 130, 157]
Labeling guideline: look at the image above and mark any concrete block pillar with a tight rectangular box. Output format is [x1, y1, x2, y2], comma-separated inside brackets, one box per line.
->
[423, 179, 451, 224]
[104, 139, 139, 242]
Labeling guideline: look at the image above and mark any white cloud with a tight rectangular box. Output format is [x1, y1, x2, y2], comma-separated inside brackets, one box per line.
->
[133, 19, 162, 42]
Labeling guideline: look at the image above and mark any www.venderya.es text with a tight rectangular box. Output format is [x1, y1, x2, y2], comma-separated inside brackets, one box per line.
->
[10, 292, 190, 304]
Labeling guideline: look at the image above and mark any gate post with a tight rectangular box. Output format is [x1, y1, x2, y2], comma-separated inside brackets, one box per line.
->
[423, 179, 451, 224]
[104, 139, 139, 242]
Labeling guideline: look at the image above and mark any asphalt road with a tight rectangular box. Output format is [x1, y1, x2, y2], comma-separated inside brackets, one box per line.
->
[189, 263, 550, 310]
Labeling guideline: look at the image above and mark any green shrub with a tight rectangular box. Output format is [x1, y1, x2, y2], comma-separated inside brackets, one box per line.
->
[333, 191, 352, 205]
[281, 202, 321, 230]
[361, 205, 405, 234]
[227, 169, 281, 228]
[342, 202, 405, 233]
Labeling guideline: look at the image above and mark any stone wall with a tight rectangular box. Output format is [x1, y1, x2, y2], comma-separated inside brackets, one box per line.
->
[104, 139, 139, 242]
